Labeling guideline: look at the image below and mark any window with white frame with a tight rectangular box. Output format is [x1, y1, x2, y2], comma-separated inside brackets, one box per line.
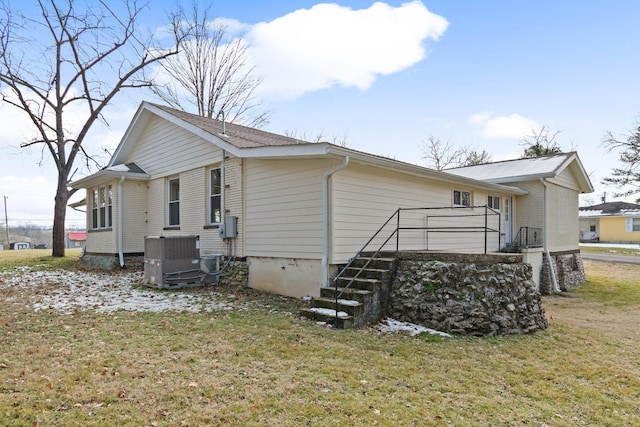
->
[91, 185, 112, 229]
[626, 217, 640, 232]
[107, 186, 113, 227]
[168, 178, 180, 226]
[453, 190, 471, 207]
[210, 167, 222, 224]
[487, 195, 500, 210]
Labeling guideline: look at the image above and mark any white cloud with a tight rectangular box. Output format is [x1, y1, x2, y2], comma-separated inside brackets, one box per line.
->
[247, 1, 449, 99]
[469, 112, 540, 139]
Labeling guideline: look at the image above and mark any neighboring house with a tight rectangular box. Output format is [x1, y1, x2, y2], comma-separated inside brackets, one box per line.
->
[10, 241, 31, 250]
[67, 231, 87, 249]
[70, 102, 593, 297]
[579, 201, 640, 243]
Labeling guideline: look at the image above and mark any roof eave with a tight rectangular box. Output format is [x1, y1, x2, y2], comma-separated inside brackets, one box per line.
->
[325, 146, 529, 196]
[70, 170, 150, 189]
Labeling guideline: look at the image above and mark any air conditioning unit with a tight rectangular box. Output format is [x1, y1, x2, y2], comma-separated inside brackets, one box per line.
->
[200, 253, 223, 284]
[144, 235, 200, 288]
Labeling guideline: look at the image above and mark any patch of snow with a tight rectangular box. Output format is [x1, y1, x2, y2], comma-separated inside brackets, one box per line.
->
[107, 164, 130, 172]
[0, 266, 248, 314]
[301, 296, 312, 302]
[337, 299, 360, 306]
[377, 318, 452, 337]
[580, 243, 640, 249]
[309, 307, 349, 318]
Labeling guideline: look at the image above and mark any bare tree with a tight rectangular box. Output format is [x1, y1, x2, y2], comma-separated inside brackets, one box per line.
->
[460, 147, 492, 166]
[520, 126, 564, 158]
[422, 135, 492, 170]
[0, 0, 185, 257]
[422, 134, 465, 170]
[602, 123, 640, 199]
[150, 5, 268, 127]
[283, 129, 350, 147]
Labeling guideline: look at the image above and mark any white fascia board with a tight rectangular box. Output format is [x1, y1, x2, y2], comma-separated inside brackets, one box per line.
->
[232, 143, 333, 159]
[109, 102, 245, 165]
[70, 170, 150, 189]
[141, 102, 246, 157]
[545, 152, 594, 193]
[109, 103, 152, 167]
[324, 146, 529, 196]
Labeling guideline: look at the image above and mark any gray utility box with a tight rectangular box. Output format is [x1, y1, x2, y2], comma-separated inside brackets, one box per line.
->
[144, 235, 200, 288]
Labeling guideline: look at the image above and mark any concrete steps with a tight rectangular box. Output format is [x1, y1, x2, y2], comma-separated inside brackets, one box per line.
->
[300, 255, 397, 328]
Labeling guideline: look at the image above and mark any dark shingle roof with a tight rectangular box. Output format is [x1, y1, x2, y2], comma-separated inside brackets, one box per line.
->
[579, 201, 640, 214]
[150, 103, 315, 149]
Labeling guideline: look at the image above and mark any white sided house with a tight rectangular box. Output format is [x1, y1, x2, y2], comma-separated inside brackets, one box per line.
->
[70, 102, 593, 297]
[447, 153, 594, 293]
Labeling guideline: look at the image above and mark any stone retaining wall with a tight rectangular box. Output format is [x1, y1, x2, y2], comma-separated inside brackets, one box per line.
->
[80, 254, 144, 270]
[220, 260, 249, 288]
[388, 253, 548, 336]
[539, 251, 585, 295]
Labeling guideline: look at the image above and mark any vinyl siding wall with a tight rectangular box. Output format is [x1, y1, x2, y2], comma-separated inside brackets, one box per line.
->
[144, 163, 238, 256]
[511, 179, 579, 252]
[85, 179, 117, 254]
[331, 163, 504, 263]
[244, 158, 328, 259]
[118, 120, 243, 256]
[121, 180, 147, 253]
[126, 115, 223, 178]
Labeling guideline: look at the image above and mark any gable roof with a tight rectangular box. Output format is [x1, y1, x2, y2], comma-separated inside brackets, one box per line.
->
[68, 162, 149, 189]
[445, 152, 594, 193]
[579, 201, 640, 217]
[73, 101, 529, 196]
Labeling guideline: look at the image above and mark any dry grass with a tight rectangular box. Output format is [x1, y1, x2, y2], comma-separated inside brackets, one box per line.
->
[0, 248, 82, 271]
[1, 255, 639, 426]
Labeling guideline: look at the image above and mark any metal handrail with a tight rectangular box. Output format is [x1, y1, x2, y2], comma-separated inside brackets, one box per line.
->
[330, 205, 501, 326]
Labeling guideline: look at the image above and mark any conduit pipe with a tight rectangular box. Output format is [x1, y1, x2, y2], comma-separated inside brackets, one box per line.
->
[322, 156, 349, 288]
[540, 178, 560, 292]
[117, 175, 125, 268]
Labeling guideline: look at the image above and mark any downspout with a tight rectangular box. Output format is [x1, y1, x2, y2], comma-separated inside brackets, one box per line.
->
[540, 178, 560, 292]
[222, 150, 226, 219]
[322, 156, 350, 288]
[117, 175, 125, 268]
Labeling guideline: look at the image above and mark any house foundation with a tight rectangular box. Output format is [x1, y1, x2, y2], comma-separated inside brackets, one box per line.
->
[387, 252, 548, 336]
[539, 250, 585, 294]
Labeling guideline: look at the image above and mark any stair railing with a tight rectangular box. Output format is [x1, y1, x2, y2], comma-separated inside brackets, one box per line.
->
[330, 205, 501, 326]
[332, 209, 400, 325]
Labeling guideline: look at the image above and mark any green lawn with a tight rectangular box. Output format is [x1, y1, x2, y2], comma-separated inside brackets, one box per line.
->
[1, 252, 639, 426]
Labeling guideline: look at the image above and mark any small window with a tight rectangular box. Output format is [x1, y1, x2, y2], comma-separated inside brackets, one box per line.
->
[92, 189, 99, 229]
[99, 187, 106, 228]
[91, 186, 113, 230]
[488, 195, 500, 210]
[632, 218, 640, 232]
[453, 190, 471, 207]
[210, 168, 222, 224]
[107, 185, 113, 227]
[168, 178, 180, 226]
[589, 225, 596, 232]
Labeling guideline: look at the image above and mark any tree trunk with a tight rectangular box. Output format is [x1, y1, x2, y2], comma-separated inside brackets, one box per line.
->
[52, 172, 68, 257]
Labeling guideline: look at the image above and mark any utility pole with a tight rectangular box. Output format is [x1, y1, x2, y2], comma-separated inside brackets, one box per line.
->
[3, 196, 9, 247]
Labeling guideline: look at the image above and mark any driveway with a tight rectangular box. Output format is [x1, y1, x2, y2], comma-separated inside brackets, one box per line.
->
[581, 252, 640, 265]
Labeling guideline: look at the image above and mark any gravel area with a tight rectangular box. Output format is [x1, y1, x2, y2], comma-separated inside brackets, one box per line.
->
[0, 266, 247, 314]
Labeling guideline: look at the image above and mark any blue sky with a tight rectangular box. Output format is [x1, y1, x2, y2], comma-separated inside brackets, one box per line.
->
[1, 0, 640, 227]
